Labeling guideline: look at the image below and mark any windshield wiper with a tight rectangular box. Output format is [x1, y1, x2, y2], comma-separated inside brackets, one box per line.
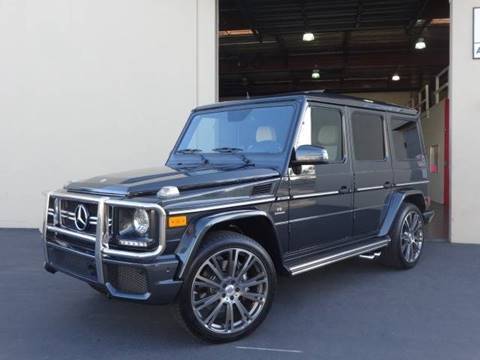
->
[176, 148, 209, 164]
[212, 147, 254, 166]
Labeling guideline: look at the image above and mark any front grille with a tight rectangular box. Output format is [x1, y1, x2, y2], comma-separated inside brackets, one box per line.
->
[59, 200, 98, 235]
[107, 265, 148, 294]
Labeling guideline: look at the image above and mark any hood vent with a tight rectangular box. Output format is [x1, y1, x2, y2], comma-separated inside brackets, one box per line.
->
[252, 183, 272, 196]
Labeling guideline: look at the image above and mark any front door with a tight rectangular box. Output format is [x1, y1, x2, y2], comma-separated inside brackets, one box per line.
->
[349, 109, 394, 238]
[288, 104, 354, 252]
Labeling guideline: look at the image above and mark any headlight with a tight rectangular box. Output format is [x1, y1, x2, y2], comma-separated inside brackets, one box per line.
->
[115, 207, 157, 250]
[133, 209, 150, 235]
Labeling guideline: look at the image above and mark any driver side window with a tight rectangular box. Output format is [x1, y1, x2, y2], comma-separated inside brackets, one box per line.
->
[296, 106, 344, 163]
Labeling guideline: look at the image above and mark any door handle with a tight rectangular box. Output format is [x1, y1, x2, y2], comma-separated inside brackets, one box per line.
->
[339, 186, 350, 194]
[383, 181, 393, 189]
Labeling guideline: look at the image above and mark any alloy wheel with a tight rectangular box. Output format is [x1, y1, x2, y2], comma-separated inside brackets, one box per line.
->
[400, 211, 424, 263]
[191, 248, 269, 334]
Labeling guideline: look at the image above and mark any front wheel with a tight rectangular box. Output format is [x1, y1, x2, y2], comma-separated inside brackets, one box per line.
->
[177, 231, 276, 343]
[380, 203, 425, 269]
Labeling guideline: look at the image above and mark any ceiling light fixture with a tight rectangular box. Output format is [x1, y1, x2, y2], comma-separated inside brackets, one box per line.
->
[312, 70, 320, 79]
[415, 37, 427, 50]
[303, 32, 315, 42]
[392, 73, 400, 81]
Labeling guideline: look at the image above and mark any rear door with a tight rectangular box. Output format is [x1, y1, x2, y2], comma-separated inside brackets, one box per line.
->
[288, 103, 354, 251]
[349, 109, 394, 238]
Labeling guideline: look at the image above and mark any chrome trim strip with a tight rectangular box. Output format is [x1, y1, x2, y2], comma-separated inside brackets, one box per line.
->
[168, 197, 276, 215]
[395, 180, 429, 187]
[276, 196, 290, 201]
[291, 191, 339, 200]
[289, 209, 354, 224]
[289, 239, 390, 276]
[356, 185, 384, 192]
[46, 225, 96, 243]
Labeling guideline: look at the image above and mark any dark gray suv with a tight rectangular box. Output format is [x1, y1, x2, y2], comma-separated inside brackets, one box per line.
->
[42, 92, 434, 342]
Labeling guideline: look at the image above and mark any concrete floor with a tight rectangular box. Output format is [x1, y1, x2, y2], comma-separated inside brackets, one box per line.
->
[1, 229, 478, 360]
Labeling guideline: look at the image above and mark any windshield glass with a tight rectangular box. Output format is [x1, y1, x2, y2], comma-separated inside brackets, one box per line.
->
[177, 105, 295, 154]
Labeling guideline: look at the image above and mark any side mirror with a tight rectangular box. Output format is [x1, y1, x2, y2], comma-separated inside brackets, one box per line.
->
[292, 145, 329, 165]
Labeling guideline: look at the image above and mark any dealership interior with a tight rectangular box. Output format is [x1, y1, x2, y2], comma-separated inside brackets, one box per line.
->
[219, 0, 451, 240]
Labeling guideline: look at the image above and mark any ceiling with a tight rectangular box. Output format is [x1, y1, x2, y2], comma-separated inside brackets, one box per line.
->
[219, 0, 450, 98]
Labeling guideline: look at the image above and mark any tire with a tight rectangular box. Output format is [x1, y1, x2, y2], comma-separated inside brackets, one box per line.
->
[380, 202, 425, 269]
[177, 231, 277, 343]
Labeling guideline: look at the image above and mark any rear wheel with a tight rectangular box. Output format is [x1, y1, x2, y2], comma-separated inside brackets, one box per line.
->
[380, 203, 425, 269]
[177, 231, 276, 343]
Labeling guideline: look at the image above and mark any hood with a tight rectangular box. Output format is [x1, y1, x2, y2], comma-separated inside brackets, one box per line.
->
[65, 165, 280, 197]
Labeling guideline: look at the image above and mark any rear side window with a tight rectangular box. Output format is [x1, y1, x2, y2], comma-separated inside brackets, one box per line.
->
[351, 112, 385, 161]
[390, 117, 423, 161]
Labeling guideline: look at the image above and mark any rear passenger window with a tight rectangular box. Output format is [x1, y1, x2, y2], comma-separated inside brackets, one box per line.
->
[351, 112, 385, 161]
[391, 118, 423, 161]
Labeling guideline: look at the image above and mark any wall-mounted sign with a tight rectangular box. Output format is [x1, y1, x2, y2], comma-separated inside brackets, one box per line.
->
[475, 8, 480, 59]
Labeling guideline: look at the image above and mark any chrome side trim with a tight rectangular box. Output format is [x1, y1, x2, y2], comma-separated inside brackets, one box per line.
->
[291, 191, 339, 200]
[168, 197, 276, 215]
[46, 225, 96, 243]
[395, 180, 429, 187]
[356, 185, 384, 192]
[289, 239, 390, 276]
[276, 196, 290, 201]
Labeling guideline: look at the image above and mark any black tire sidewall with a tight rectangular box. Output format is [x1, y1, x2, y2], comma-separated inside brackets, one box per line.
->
[178, 231, 277, 343]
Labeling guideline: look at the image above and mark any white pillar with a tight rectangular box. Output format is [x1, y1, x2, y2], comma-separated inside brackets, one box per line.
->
[450, 0, 480, 243]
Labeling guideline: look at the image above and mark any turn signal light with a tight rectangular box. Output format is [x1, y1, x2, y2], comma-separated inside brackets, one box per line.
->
[168, 215, 187, 228]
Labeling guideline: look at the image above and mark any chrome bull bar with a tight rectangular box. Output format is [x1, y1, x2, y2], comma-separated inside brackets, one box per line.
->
[42, 190, 166, 284]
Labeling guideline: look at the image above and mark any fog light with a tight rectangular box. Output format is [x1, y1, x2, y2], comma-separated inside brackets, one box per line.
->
[133, 209, 150, 235]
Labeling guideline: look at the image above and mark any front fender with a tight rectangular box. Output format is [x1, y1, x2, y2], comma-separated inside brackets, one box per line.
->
[174, 209, 274, 279]
[378, 189, 425, 237]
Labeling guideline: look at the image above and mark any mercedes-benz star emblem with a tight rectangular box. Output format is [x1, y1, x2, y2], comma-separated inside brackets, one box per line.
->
[74, 204, 90, 231]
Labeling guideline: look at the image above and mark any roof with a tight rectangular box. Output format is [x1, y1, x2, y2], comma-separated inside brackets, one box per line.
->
[194, 91, 418, 116]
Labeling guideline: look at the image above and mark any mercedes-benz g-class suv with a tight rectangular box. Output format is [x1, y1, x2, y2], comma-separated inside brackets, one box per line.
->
[42, 92, 434, 342]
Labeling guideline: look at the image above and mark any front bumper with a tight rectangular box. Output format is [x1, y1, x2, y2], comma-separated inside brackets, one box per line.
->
[42, 190, 183, 304]
[44, 242, 182, 304]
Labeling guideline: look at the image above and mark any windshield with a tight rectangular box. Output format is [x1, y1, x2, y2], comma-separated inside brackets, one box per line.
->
[177, 105, 295, 154]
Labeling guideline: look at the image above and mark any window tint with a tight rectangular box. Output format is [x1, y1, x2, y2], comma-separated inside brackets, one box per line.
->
[351, 112, 385, 161]
[296, 106, 343, 162]
[391, 117, 423, 161]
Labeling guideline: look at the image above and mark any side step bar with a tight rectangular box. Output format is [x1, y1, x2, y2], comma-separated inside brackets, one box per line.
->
[287, 237, 391, 276]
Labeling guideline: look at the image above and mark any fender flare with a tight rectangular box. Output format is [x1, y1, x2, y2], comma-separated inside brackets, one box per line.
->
[378, 189, 425, 237]
[174, 209, 276, 279]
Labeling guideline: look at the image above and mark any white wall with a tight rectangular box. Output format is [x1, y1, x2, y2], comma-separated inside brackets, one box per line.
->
[450, 0, 480, 243]
[0, 0, 217, 227]
[421, 99, 446, 204]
